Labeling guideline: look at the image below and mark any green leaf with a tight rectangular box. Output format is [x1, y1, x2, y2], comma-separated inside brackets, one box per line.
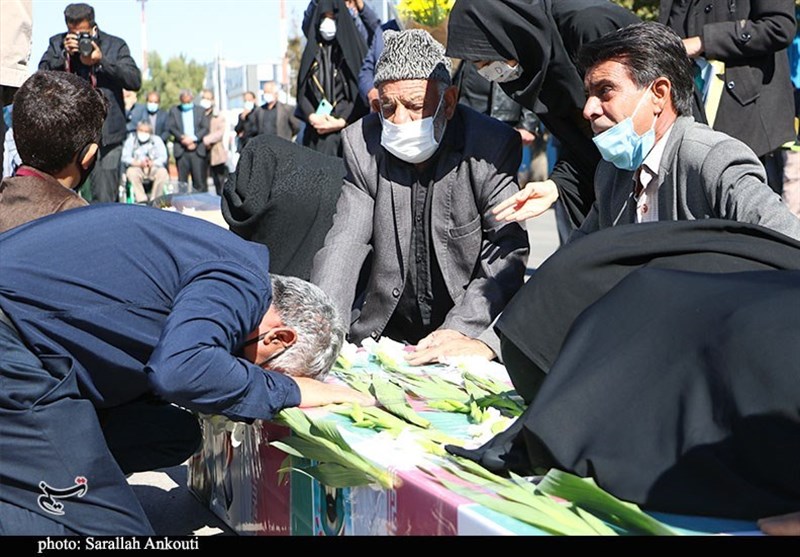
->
[427, 399, 470, 413]
[536, 469, 678, 536]
[273, 408, 395, 489]
[371, 374, 431, 429]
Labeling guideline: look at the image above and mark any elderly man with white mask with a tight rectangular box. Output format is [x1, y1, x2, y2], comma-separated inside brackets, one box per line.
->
[311, 29, 529, 366]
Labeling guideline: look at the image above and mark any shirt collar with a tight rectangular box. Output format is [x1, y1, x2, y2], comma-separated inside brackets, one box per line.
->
[642, 122, 674, 177]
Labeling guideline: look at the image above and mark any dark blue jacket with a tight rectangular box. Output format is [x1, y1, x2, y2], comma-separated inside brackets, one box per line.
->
[0, 204, 300, 421]
[38, 28, 142, 147]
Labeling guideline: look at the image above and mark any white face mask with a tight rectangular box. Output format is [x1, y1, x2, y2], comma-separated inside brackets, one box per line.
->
[263, 93, 275, 105]
[319, 17, 337, 41]
[199, 98, 213, 110]
[244, 101, 255, 111]
[476, 60, 523, 83]
[136, 132, 151, 143]
[380, 93, 446, 164]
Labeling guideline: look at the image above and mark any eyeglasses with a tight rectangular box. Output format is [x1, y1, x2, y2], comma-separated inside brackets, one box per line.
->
[235, 332, 268, 357]
[236, 332, 290, 368]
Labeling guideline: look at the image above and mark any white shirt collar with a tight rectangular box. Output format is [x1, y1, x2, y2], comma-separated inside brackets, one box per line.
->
[642, 122, 674, 177]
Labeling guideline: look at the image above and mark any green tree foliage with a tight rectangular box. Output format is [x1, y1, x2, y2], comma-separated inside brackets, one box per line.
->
[285, 35, 304, 99]
[141, 52, 207, 108]
[611, 0, 659, 21]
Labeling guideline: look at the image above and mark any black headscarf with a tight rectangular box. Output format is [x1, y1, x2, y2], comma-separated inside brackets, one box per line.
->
[297, 0, 367, 104]
[221, 134, 345, 281]
[446, 0, 575, 111]
[447, 0, 639, 115]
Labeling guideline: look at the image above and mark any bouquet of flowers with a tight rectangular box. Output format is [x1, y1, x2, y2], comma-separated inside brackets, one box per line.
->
[396, 0, 455, 46]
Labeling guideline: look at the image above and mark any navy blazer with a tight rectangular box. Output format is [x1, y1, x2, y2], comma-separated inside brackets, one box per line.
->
[0, 204, 300, 422]
[167, 105, 209, 158]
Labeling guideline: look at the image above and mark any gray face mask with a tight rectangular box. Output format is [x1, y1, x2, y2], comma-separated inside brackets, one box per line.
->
[476, 60, 523, 83]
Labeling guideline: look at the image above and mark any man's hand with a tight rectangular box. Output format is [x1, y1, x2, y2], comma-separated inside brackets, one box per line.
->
[492, 179, 559, 222]
[292, 376, 376, 408]
[180, 136, 197, 150]
[758, 511, 800, 536]
[682, 36, 703, 59]
[346, 0, 364, 11]
[63, 33, 80, 55]
[405, 329, 495, 366]
[515, 127, 536, 146]
[79, 39, 102, 66]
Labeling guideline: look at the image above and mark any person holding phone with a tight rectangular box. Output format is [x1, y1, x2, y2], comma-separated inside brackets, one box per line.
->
[296, 0, 369, 157]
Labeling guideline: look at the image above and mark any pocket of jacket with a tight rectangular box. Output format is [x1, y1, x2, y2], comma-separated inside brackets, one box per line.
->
[723, 65, 761, 106]
[448, 214, 482, 239]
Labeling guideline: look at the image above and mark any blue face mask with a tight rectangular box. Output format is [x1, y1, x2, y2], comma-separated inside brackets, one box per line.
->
[146, 102, 159, 113]
[592, 84, 657, 171]
[180, 103, 194, 112]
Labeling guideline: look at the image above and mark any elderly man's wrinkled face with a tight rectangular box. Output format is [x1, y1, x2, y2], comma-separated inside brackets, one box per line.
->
[375, 79, 456, 141]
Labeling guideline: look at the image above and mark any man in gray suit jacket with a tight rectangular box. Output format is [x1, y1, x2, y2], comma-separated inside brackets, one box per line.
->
[311, 29, 529, 366]
[568, 22, 800, 242]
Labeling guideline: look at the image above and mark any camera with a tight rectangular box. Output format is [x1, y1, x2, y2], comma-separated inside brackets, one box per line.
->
[77, 32, 94, 57]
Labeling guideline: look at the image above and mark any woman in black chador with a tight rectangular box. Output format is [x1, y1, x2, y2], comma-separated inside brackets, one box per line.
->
[296, 0, 368, 157]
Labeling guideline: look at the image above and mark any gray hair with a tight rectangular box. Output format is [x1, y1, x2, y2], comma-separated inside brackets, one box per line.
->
[266, 274, 346, 381]
[374, 29, 452, 87]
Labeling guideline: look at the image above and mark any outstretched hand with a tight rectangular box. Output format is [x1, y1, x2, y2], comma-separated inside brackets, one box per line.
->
[405, 329, 495, 366]
[493, 179, 559, 223]
[758, 511, 800, 536]
[293, 376, 376, 408]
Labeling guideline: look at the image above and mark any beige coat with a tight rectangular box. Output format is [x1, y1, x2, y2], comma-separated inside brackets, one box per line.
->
[0, 0, 32, 89]
[203, 112, 228, 167]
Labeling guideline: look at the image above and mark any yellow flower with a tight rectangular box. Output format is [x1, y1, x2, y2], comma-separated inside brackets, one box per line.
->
[397, 0, 455, 27]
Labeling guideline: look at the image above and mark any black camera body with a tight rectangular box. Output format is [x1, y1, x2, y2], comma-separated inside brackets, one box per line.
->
[77, 32, 94, 57]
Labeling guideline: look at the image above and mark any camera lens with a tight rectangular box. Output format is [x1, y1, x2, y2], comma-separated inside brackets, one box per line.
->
[78, 33, 93, 57]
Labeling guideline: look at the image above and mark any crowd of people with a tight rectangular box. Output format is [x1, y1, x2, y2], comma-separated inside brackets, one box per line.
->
[1, 0, 799, 537]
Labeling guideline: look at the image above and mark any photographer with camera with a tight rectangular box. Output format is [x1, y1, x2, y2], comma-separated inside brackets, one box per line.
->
[39, 2, 141, 204]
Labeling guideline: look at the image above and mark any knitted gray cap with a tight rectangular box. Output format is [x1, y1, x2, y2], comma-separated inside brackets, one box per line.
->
[374, 29, 452, 87]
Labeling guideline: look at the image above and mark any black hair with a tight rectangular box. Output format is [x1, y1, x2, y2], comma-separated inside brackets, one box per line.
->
[578, 22, 695, 116]
[12, 70, 107, 173]
[64, 3, 95, 27]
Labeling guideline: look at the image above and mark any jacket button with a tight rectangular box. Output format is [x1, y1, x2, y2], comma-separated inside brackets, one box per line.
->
[740, 32, 751, 41]
[726, 80, 735, 90]
[704, 4, 712, 13]
[392, 288, 401, 297]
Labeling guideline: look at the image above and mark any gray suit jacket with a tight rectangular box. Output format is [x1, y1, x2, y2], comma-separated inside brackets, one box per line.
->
[572, 116, 800, 242]
[311, 106, 529, 347]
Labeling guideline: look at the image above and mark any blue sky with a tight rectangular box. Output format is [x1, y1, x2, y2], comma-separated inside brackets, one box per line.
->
[29, 0, 315, 74]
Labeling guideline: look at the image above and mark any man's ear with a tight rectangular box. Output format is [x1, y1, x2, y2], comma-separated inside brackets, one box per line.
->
[266, 327, 298, 349]
[370, 93, 381, 115]
[80, 143, 99, 169]
[652, 77, 671, 114]
[443, 85, 459, 120]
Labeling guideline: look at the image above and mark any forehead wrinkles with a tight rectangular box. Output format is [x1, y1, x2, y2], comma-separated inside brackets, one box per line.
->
[380, 80, 430, 102]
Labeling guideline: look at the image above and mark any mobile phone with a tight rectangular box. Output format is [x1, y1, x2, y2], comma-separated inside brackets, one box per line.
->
[316, 99, 334, 116]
